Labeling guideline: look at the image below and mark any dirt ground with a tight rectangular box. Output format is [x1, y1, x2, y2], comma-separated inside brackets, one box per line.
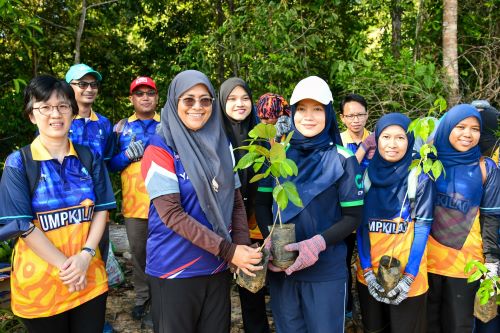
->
[105, 255, 363, 333]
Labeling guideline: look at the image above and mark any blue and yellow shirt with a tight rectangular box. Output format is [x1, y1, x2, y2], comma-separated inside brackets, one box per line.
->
[109, 114, 160, 219]
[69, 110, 113, 161]
[340, 128, 371, 173]
[0, 137, 116, 318]
[427, 158, 500, 278]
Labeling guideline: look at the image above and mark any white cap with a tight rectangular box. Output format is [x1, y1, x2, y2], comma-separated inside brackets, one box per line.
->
[290, 76, 333, 105]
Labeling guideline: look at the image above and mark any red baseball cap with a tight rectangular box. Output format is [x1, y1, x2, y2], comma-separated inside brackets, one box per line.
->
[130, 76, 157, 94]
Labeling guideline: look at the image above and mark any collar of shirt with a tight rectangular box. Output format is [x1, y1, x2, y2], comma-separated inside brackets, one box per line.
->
[128, 113, 160, 122]
[341, 128, 371, 145]
[75, 109, 99, 121]
[31, 136, 78, 161]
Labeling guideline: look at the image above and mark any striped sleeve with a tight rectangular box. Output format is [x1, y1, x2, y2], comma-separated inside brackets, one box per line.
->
[141, 144, 179, 200]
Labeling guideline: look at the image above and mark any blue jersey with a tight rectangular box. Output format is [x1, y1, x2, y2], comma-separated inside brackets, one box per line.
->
[0, 137, 116, 317]
[69, 110, 113, 161]
[141, 135, 240, 279]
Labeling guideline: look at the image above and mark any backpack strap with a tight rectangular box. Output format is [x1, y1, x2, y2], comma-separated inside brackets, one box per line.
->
[19, 145, 40, 196]
[479, 157, 487, 185]
[407, 168, 419, 220]
[72, 143, 94, 174]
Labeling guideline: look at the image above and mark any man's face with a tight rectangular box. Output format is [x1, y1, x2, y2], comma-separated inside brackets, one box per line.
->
[340, 101, 368, 135]
[70, 74, 99, 106]
[129, 86, 158, 116]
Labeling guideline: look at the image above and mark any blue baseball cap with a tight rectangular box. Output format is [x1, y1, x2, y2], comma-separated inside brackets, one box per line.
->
[65, 63, 102, 83]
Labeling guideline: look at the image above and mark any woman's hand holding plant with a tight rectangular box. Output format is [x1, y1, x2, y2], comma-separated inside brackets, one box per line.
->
[231, 245, 263, 277]
[283, 235, 326, 275]
[386, 273, 415, 305]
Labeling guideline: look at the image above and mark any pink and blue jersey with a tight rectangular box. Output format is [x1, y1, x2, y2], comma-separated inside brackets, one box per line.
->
[141, 135, 238, 279]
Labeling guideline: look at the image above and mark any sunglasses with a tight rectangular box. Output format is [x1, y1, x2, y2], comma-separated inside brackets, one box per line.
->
[179, 97, 214, 108]
[71, 81, 99, 89]
[133, 90, 157, 97]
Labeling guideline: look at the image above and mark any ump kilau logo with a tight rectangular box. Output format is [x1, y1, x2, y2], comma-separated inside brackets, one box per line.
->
[369, 218, 408, 234]
[37, 199, 94, 232]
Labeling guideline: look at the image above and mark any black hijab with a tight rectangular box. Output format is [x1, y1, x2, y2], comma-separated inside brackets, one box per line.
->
[218, 78, 258, 208]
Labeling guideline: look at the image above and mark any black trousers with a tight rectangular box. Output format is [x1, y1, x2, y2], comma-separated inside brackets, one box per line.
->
[148, 271, 231, 333]
[21, 292, 107, 333]
[358, 283, 427, 333]
[345, 232, 356, 313]
[238, 285, 270, 333]
[427, 272, 479, 333]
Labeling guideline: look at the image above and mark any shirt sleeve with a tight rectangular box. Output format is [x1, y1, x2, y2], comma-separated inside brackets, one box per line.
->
[91, 152, 117, 211]
[338, 153, 364, 207]
[0, 152, 34, 238]
[405, 174, 435, 277]
[141, 144, 180, 200]
[480, 158, 500, 216]
[109, 122, 132, 173]
[102, 118, 114, 162]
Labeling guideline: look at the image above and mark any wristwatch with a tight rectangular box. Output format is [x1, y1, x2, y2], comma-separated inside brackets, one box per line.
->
[81, 247, 96, 257]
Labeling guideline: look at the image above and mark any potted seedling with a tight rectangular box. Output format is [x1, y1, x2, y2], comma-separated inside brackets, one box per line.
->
[233, 123, 303, 293]
[376, 99, 446, 294]
[465, 260, 500, 323]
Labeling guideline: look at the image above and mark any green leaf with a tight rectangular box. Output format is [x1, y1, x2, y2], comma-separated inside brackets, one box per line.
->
[252, 156, 265, 173]
[417, 120, 429, 142]
[467, 270, 482, 283]
[273, 185, 288, 210]
[283, 130, 294, 147]
[282, 181, 303, 207]
[279, 160, 293, 177]
[234, 152, 258, 171]
[285, 159, 298, 176]
[408, 119, 419, 134]
[270, 163, 281, 177]
[270, 142, 286, 163]
[408, 159, 420, 171]
[415, 165, 422, 176]
[431, 160, 443, 180]
[423, 158, 432, 173]
[254, 145, 270, 158]
[250, 173, 266, 183]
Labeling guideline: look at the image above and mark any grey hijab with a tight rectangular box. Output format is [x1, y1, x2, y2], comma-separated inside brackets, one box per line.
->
[160, 70, 235, 241]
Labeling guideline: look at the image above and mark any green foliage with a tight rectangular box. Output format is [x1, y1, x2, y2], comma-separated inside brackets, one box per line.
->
[0, 241, 12, 263]
[465, 260, 500, 305]
[0, 308, 26, 333]
[234, 123, 302, 221]
[407, 98, 447, 181]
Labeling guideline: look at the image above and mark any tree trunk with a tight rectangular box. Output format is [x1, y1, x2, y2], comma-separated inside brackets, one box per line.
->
[442, 0, 460, 105]
[413, 0, 424, 62]
[391, 0, 402, 59]
[74, 0, 87, 64]
[216, 0, 225, 84]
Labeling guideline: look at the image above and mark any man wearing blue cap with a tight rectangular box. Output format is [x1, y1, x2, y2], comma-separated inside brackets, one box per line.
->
[65, 63, 113, 163]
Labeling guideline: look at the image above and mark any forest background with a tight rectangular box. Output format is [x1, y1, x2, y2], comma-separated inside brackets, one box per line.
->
[0, 0, 498, 188]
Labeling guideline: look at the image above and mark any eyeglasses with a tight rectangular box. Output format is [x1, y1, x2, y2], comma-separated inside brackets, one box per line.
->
[133, 90, 157, 97]
[33, 104, 72, 116]
[342, 113, 367, 120]
[179, 97, 214, 108]
[71, 81, 99, 89]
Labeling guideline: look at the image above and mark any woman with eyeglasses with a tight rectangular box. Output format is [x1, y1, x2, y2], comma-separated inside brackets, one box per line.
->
[218, 77, 270, 333]
[0, 75, 116, 332]
[426, 105, 500, 333]
[141, 70, 262, 333]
